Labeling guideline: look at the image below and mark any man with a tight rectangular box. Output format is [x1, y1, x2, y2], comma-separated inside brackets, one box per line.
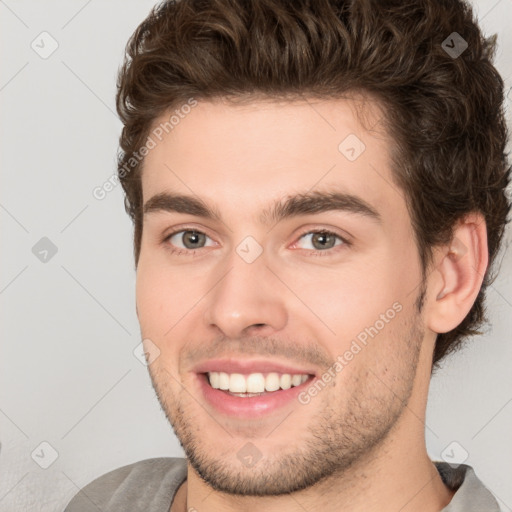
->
[65, 0, 510, 510]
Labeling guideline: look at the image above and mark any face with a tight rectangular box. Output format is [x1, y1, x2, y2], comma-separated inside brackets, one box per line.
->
[136, 96, 428, 495]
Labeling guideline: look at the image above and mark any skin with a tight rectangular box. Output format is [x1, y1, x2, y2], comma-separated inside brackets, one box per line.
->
[135, 95, 488, 512]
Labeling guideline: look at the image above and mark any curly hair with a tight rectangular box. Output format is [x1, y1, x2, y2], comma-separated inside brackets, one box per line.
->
[115, 0, 511, 371]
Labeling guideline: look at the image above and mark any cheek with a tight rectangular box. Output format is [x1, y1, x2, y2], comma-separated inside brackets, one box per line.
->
[136, 251, 172, 334]
[135, 252, 206, 337]
[285, 255, 399, 336]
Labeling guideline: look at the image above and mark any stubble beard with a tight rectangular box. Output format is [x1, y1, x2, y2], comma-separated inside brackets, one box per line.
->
[147, 310, 424, 496]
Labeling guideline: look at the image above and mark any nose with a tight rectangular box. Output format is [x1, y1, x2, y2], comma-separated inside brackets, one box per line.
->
[202, 246, 288, 339]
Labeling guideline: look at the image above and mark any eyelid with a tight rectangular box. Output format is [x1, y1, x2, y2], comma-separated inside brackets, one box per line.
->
[293, 225, 352, 245]
[162, 224, 217, 244]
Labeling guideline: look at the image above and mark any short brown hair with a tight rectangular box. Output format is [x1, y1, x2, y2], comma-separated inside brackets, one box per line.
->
[115, 0, 511, 371]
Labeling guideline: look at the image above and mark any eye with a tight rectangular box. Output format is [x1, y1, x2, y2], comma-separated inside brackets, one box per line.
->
[163, 229, 215, 254]
[161, 227, 350, 257]
[293, 229, 349, 255]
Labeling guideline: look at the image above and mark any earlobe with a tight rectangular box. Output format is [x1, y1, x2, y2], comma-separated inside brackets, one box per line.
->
[427, 213, 488, 334]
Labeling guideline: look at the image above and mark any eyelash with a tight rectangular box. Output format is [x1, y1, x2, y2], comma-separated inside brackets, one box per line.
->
[161, 226, 351, 258]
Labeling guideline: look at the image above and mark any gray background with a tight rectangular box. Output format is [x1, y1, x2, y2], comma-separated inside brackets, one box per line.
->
[0, 1, 511, 510]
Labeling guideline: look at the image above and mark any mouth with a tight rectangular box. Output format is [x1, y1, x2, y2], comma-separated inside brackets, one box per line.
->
[196, 370, 316, 418]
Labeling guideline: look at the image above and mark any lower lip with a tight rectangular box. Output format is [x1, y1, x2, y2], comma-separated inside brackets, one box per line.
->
[197, 373, 315, 418]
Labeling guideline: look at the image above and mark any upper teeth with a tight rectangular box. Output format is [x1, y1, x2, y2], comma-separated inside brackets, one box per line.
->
[208, 372, 309, 393]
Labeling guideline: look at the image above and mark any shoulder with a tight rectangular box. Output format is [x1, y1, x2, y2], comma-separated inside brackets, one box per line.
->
[64, 457, 187, 512]
[434, 461, 501, 511]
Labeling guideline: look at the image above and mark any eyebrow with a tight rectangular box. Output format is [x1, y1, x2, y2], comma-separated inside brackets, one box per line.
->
[143, 190, 381, 226]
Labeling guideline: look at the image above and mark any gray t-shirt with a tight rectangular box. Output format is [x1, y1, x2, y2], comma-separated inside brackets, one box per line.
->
[63, 457, 501, 511]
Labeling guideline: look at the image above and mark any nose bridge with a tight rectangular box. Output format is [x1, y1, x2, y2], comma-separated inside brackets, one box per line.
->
[203, 241, 287, 337]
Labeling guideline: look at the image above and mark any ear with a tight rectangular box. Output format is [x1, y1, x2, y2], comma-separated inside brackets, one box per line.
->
[425, 212, 488, 334]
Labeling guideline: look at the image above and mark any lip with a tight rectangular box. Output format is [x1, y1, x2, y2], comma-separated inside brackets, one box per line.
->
[196, 372, 316, 418]
[193, 358, 318, 376]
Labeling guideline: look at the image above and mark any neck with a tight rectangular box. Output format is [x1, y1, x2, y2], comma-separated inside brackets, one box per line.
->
[172, 421, 455, 512]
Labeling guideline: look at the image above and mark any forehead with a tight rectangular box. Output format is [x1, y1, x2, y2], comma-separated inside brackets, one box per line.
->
[140, 96, 404, 225]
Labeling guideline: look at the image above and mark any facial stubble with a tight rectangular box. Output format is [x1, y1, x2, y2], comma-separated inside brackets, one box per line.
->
[146, 301, 424, 496]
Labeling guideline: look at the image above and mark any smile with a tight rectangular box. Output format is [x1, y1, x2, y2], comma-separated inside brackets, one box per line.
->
[197, 371, 316, 418]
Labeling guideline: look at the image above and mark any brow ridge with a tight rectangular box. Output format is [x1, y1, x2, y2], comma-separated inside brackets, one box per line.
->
[143, 190, 381, 226]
